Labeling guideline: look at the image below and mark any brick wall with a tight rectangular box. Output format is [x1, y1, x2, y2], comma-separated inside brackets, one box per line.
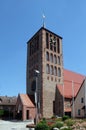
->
[55, 87, 63, 117]
[26, 27, 64, 118]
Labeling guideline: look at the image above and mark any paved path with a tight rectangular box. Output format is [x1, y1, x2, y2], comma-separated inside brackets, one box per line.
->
[0, 120, 34, 130]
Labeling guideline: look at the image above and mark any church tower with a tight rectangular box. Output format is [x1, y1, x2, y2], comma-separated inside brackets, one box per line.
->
[26, 27, 64, 118]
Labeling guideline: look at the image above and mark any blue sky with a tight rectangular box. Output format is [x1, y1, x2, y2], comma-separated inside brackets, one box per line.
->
[0, 0, 86, 96]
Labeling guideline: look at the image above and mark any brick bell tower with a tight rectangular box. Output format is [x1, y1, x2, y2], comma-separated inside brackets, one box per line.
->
[26, 27, 64, 118]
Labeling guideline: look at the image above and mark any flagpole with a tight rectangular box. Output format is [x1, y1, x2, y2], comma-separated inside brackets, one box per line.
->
[72, 80, 75, 118]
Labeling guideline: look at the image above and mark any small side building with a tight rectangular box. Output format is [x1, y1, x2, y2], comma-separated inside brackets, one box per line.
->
[16, 94, 35, 120]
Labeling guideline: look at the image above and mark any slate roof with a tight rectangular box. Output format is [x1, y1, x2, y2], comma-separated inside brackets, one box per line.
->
[57, 69, 85, 99]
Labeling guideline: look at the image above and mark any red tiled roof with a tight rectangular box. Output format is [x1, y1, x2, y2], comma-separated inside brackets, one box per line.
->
[20, 94, 35, 107]
[57, 69, 85, 99]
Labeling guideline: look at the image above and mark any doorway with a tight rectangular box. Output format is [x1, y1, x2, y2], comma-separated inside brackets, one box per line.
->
[26, 110, 29, 119]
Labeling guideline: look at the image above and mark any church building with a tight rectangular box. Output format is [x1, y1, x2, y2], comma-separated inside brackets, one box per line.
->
[16, 27, 85, 120]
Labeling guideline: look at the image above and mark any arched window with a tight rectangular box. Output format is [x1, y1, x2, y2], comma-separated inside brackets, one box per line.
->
[54, 67, 57, 76]
[53, 37, 56, 52]
[50, 35, 53, 51]
[46, 64, 50, 74]
[58, 68, 61, 77]
[54, 55, 57, 64]
[57, 56, 60, 65]
[46, 52, 49, 61]
[50, 65, 53, 75]
[57, 38, 60, 53]
[50, 53, 53, 63]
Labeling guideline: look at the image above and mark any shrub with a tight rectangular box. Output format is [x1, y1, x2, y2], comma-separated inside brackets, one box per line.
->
[55, 121, 64, 128]
[65, 119, 75, 127]
[42, 118, 47, 123]
[62, 115, 69, 121]
[50, 121, 64, 130]
[35, 120, 49, 130]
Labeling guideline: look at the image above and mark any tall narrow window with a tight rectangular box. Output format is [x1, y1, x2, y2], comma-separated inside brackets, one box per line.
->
[53, 37, 56, 52]
[81, 97, 84, 103]
[58, 68, 61, 77]
[50, 65, 53, 75]
[50, 35, 53, 51]
[57, 56, 60, 65]
[54, 55, 57, 64]
[50, 53, 53, 63]
[46, 64, 50, 74]
[54, 43, 56, 52]
[54, 67, 57, 76]
[78, 109, 80, 115]
[50, 43, 53, 50]
[57, 39, 60, 53]
[46, 33, 49, 49]
[46, 52, 49, 61]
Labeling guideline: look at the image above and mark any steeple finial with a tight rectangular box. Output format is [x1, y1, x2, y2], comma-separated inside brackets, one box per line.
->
[42, 14, 45, 28]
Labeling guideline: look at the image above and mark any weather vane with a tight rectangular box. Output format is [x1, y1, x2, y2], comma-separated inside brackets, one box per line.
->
[42, 14, 45, 28]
